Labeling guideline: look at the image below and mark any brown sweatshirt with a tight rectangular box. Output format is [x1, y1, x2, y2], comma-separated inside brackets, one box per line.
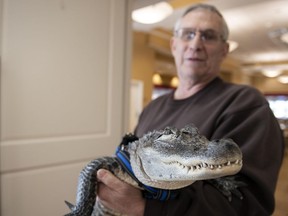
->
[135, 77, 284, 216]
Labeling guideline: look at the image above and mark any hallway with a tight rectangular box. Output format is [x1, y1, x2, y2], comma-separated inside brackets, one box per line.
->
[273, 148, 288, 216]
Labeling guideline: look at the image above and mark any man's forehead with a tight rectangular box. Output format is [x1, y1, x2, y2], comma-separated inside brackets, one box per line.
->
[179, 9, 222, 30]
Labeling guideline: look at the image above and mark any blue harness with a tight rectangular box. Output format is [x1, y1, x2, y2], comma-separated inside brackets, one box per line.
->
[115, 134, 178, 201]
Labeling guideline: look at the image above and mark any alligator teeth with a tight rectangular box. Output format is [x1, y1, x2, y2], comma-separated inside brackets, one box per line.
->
[187, 166, 193, 174]
[237, 160, 242, 164]
[166, 159, 242, 172]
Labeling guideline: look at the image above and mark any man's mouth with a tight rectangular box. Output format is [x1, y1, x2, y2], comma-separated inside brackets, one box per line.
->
[187, 57, 204, 61]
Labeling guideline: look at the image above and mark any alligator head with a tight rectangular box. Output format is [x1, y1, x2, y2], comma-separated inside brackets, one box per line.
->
[128, 124, 242, 189]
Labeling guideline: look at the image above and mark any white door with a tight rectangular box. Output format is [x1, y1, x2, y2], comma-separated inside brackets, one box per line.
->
[0, 0, 132, 215]
[129, 80, 143, 132]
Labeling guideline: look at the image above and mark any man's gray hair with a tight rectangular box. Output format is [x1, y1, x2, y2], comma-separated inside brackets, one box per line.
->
[174, 4, 229, 41]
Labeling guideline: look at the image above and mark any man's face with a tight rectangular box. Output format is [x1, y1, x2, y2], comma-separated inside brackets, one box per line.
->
[171, 9, 229, 83]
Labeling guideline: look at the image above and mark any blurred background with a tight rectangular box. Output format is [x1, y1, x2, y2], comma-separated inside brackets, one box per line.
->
[0, 0, 287, 215]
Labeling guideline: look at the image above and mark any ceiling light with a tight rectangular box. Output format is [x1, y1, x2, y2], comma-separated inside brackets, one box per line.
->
[280, 32, 288, 44]
[132, 2, 173, 24]
[277, 75, 288, 84]
[262, 69, 282, 78]
[228, 40, 239, 52]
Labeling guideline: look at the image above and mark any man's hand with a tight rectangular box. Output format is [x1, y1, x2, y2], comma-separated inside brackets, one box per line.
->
[97, 169, 146, 216]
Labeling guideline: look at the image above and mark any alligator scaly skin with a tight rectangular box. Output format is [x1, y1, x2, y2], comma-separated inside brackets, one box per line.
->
[64, 157, 123, 216]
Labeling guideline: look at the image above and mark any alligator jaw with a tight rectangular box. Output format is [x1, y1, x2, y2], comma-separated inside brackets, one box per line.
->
[159, 159, 243, 180]
[129, 124, 243, 189]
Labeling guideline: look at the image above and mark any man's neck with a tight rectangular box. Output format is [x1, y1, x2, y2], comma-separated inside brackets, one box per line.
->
[174, 77, 216, 100]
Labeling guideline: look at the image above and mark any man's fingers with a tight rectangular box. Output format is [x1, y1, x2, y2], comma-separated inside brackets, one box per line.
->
[97, 169, 123, 189]
[96, 169, 145, 215]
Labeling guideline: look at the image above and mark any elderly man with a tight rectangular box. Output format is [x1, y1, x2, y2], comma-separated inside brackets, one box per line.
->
[97, 4, 284, 216]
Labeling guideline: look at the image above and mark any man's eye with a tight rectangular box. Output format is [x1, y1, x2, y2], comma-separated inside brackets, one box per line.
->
[183, 31, 195, 40]
[202, 32, 218, 41]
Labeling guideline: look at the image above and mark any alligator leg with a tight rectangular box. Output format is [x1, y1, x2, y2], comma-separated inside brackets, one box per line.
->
[207, 175, 247, 201]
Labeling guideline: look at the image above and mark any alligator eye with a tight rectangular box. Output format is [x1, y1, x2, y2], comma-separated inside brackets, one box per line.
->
[181, 124, 199, 134]
[181, 125, 192, 133]
[163, 127, 173, 135]
[163, 129, 170, 135]
[181, 131, 190, 135]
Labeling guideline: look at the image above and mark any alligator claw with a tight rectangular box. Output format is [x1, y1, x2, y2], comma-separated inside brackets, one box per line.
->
[64, 200, 75, 210]
[207, 176, 247, 201]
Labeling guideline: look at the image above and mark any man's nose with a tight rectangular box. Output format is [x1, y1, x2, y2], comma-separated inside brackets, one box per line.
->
[187, 33, 204, 50]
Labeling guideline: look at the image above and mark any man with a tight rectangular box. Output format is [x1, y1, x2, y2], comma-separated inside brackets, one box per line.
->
[97, 4, 284, 215]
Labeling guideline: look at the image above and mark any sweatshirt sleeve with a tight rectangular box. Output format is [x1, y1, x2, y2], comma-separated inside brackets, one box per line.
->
[210, 102, 284, 215]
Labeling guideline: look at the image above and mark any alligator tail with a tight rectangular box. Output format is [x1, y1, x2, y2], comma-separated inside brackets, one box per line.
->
[64, 156, 120, 216]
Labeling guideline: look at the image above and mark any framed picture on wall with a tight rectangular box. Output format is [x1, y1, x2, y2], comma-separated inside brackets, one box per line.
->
[265, 94, 288, 131]
[265, 94, 288, 119]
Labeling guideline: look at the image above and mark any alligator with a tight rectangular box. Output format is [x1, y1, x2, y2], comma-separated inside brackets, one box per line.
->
[64, 124, 244, 216]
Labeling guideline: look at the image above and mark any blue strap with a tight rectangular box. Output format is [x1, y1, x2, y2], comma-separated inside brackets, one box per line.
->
[115, 146, 178, 201]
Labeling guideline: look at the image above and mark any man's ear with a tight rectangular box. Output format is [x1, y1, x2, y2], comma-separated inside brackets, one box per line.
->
[222, 42, 229, 57]
[170, 37, 176, 56]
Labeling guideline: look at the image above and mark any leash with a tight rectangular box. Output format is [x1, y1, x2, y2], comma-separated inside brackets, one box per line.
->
[115, 134, 178, 201]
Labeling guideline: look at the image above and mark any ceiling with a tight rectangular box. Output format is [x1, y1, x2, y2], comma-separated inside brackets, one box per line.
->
[133, 0, 288, 72]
